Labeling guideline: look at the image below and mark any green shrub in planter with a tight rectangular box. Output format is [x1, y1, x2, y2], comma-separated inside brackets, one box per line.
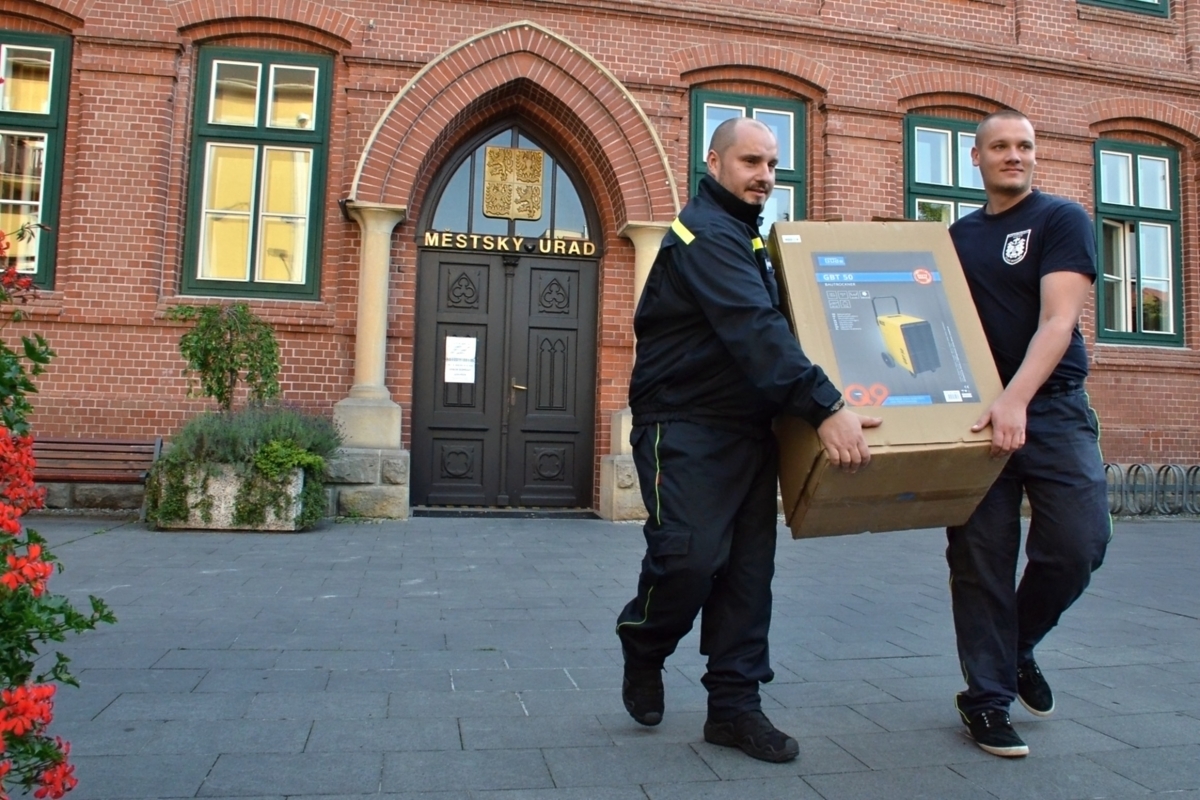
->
[145, 406, 342, 530]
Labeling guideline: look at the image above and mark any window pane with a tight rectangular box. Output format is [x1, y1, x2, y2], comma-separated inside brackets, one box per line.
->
[267, 66, 318, 129]
[916, 199, 953, 224]
[761, 185, 792, 239]
[199, 144, 256, 280]
[957, 132, 983, 190]
[552, 166, 588, 239]
[260, 148, 311, 216]
[258, 217, 307, 283]
[1138, 223, 1171, 281]
[431, 159, 470, 231]
[0, 203, 39, 272]
[703, 103, 743, 156]
[914, 128, 951, 186]
[1101, 220, 1129, 332]
[1, 46, 53, 114]
[1137, 155, 1169, 211]
[1100, 151, 1132, 205]
[1138, 223, 1171, 334]
[958, 202, 983, 218]
[210, 61, 260, 126]
[754, 109, 793, 172]
[514, 147, 552, 239]
[0, 132, 44, 204]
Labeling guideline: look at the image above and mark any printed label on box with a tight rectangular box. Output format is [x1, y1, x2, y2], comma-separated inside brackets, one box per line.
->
[813, 251, 979, 407]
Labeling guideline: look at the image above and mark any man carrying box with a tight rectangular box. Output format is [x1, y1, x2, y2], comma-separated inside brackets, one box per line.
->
[615, 117, 879, 763]
[947, 110, 1110, 757]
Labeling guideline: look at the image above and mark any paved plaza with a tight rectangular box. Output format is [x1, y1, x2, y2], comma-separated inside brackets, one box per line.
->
[19, 512, 1200, 800]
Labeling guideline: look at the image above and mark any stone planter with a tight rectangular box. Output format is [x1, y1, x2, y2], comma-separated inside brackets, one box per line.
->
[150, 463, 307, 532]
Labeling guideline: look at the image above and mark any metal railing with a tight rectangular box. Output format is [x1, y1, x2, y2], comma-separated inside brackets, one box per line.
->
[1105, 463, 1200, 516]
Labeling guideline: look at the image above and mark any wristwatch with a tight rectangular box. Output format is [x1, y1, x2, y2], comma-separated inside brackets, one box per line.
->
[828, 397, 846, 415]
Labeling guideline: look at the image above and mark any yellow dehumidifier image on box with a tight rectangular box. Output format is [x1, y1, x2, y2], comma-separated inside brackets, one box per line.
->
[872, 296, 941, 376]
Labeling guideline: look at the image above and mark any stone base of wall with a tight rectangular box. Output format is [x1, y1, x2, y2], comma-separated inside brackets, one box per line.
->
[41, 482, 145, 511]
[325, 448, 411, 520]
[597, 454, 646, 521]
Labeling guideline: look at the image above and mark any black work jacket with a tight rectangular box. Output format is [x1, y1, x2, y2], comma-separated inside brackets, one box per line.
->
[629, 175, 843, 436]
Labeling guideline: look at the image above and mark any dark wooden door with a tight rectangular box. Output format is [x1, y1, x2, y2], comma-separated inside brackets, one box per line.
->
[411, 250, 597, 507]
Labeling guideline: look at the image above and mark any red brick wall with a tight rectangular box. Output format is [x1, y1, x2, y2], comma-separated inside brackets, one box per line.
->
[5, 0, 1200, 496]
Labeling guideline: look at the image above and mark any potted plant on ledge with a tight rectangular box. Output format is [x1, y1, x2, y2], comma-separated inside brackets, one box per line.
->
[144, 304, 341, 531]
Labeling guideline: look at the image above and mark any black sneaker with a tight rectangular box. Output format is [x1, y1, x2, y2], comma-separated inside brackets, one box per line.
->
[703, 710, 800, 763]
[622, 667, 664, 726]
[955, 695, 1028, 757]
[1017, 659, 1055, 717]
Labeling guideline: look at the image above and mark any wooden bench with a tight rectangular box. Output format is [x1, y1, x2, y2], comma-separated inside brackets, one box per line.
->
[32, 437, 163, 484]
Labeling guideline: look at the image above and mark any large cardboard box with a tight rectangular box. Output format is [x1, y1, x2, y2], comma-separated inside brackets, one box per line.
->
[768, 221, 1007, 538]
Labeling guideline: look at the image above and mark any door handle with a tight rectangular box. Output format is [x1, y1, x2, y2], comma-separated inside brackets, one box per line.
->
[512, 382, 527, 391]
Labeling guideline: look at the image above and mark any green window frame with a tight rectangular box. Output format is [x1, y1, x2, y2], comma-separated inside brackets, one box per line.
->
[1094, 140, 1182, 346]
[904, 115, 987, 225]
[0, 30, 70, 289]
[183, 47, 331, 299]
[1078, 0, 1168, 18]
[690, 90, 806, 238]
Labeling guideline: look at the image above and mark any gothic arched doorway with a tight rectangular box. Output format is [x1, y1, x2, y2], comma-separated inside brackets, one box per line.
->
[410, 122, 600, 508]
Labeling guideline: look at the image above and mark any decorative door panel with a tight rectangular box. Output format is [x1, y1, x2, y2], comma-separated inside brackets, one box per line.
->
[412, 253, 596, 508]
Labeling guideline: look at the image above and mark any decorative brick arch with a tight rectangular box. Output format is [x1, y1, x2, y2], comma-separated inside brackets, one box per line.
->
[890, 71, 1033, 116]
[673, 43, 833, 96]
[171, 0, 355, 50]
[350, 20, 679, 226]
[1084, 98, 1200, 144]
[0, 0, 87, 31]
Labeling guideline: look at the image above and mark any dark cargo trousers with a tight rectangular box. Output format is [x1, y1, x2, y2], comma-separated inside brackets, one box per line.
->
[947, 389, 1111, 715]
[616, 420, 780, 720]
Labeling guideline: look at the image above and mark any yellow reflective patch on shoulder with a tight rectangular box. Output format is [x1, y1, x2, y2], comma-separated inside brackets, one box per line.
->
[751, 237, 764, 251]
[670, 218, 695, 245]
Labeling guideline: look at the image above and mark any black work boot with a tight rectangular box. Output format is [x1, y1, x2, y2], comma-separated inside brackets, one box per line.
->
[703, 710, 799, 763]
[622, 666, 664, 726]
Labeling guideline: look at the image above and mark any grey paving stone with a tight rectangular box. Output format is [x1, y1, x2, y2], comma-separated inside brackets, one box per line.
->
[644, 776, 823, 799]
[758, 705, 886, 738]
[326, 669, 452, 692]
[830, 725, 994, 769]
[246, 690, 389, 719]
[386, 690, 527, 718]
[544, 742, 717, 786]
[381, 749, 554, 792]
[849, 699, 959, 732]
[866, 674, 965, 702]
[474, 789, 646, 800]
[95, 691, 254, 721]
[306, 717, 462, 752]
[141, 719, 312, 754]
[806, 764, 997, 800]
[450, 667, 577, 692]
[193, 668, 331, 692]
[1077, 712, 1200, 748]
[63, 754, 218, 800]
[774, 657, 910, 682]
[273, 650, 395, 670]
[460, 713, 613, 749]
[155, 649, 283, 669]
[762, 679, 900, 708]
[950, 753, 1152, 799]
[48, 719, 167, 757]
[1013, 719, 1131, 758]
[199, 752, 382, 796]
[1088, 744, 1200, 792]
[75, 668, 207, 693]
[46, 688, 120, 722]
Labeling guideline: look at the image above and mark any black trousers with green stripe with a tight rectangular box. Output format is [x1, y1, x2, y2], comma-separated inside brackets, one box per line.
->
[616, 420, 780, 720]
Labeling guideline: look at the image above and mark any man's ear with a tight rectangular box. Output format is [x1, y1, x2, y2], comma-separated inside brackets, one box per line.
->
[706, 149, 719, 177]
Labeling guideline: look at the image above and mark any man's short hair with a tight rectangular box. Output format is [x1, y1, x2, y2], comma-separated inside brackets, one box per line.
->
[976, 110, 1032, 138]
[708, 117, 772, 156]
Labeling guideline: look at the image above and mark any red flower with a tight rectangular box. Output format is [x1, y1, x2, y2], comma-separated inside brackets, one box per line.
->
[0, 759, 11, 800]
[2, 543, 54, 597]
[0, 683, 55, 737]
[33, 742, 75, 800]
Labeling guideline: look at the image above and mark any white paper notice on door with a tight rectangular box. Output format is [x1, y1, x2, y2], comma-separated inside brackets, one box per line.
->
[444, 336, 477, 384]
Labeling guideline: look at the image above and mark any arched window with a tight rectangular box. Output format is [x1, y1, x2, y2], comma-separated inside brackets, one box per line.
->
[427, 125, 591, 242]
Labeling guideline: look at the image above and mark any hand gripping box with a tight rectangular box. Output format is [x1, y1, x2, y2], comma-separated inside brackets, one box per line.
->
[768, 221, 1008, 538]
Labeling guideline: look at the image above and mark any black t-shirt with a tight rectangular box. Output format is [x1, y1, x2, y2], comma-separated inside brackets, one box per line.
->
[949, 190, 1096, 387]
